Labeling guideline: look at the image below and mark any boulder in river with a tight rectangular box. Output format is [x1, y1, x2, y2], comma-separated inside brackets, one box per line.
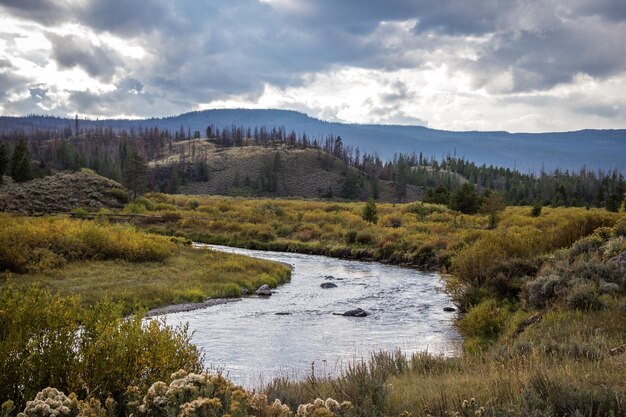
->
[320, 282, 338, 289]
[324, 275, 335, 280]
[256, 284, 273, 296]
[340, 308, 368, 317]
[443, 306, 456, 312]
[275, 312, 292, 315]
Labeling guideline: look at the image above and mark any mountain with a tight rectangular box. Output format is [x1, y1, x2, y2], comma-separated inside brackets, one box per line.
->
[2, 109, 625, 173]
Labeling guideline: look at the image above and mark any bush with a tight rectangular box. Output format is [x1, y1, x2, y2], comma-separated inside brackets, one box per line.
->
[565, 284, 605, 311]
[105, 188, 130, 204]
[525, 274, 566, 308]
[161, 211, 183, 223]
[355, 231, 374, 245]
[0, 286, 202, 413]
[0, 215, 176, 273]
[614, 217, 626, 237]
[459, 299, 508, 349]
[531, 205, 542, 217]
[296, 398, 354, 417]
[344, 229, 357, 244]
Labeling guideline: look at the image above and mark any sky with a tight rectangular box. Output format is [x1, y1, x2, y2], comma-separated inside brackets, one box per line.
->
[0, 0, 625, 132]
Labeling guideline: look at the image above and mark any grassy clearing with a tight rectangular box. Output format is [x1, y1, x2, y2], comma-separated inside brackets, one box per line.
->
[0, 213, 291, 313]
[6, 247, 290, 313]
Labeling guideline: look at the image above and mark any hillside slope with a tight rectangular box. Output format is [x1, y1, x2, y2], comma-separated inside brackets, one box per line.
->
[0, 171, 128, 213]
[151, 142, 420, 201]
[3, 109, 626, 173]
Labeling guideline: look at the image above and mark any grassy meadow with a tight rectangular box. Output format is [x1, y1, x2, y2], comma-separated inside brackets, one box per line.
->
[1, 194, 625, 417]
[115, 193, 626, 416]
[0, 213, 291, 312]
[132, 193, 620, 271]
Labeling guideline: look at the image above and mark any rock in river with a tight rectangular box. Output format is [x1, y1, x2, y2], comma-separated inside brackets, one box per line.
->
[256, 284, 273, 296]
[340, 308, 368, 317]
[443, 306, 456, 312]
[320, 282, 338, 289]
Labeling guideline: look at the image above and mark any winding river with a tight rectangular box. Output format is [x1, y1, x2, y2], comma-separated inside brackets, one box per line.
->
[161, 244, 462, 386]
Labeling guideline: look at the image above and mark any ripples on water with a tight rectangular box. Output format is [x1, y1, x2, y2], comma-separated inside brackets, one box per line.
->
[161, 244, 462, 386]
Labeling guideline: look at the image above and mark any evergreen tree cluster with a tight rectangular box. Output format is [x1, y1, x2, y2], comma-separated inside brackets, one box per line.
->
[0, 137, 32, 183]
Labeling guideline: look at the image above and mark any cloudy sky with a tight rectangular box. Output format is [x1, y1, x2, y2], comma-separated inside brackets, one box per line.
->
[1, 0, 625, 132]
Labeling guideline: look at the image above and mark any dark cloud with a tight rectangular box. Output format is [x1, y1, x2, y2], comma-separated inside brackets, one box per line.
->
[0, 72, 24, 99]
[77, 0, 175, 36]
[0, 0, 625, 127]
[45, 32, 121, 80]
[0, 0, 70, 25]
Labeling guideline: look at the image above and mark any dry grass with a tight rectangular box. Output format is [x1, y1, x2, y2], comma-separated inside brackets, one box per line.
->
[0, 171, 127, 213]
[0, 213, 291, 313]
[135, 194, 623, 275]
[7, 247, 291, 313]
[153, 143, 421, 201]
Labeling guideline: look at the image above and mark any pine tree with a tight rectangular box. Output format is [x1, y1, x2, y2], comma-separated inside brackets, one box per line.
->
[605, 193, 623, 212]
[0, 141, 9, 182]
[362, 198, 378, 224]
[123, 151, 149, 199]
[166, 169, 181, 194]
[10, 138, 33, 182]
[450, 183, 479, 214]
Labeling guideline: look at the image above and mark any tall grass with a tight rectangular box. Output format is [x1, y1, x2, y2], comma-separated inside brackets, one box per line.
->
[0, 214, 176, 273]
[0, 214, 291, 313]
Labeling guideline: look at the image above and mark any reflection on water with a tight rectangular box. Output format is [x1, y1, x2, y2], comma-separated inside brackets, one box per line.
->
[161, 244, 462, 386]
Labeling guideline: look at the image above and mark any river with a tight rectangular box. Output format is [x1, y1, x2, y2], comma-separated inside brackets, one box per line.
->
[160, 244, 462, 386]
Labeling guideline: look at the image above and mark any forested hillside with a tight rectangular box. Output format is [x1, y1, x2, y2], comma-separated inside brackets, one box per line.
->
[1, 109, 625, 173]
[0, 121, 624, 210]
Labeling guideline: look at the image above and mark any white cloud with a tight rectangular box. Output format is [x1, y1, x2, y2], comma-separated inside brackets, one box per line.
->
[0, 0, 625, 132]
[200, 66, 626, 132]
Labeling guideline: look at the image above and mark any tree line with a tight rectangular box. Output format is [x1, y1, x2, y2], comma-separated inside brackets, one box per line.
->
[0, 121, 624, 212]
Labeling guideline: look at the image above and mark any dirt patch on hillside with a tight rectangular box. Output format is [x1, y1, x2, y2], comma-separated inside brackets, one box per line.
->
[0, 172, 129, 213]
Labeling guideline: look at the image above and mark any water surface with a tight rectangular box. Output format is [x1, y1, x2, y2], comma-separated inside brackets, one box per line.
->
[162, 244, 462, 386]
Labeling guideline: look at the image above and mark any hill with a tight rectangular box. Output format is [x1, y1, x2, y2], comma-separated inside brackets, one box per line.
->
[150, 141, 421, 201]
[2, 110, 625, 173]
[0, 171, 128, 213]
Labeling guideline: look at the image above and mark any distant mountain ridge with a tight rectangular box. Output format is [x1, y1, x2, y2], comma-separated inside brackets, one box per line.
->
[1, 109, 625, 173]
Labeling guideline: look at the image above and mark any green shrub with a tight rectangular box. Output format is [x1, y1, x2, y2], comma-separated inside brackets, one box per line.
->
[0, 286, 202, 412]
[565, 284, 605, 311]
[344, 229, 357, 244]
[531, 205, 542, 217]
[459, 299, 508, 349]
[105, 188, 130, 204]
[355, 231, 374, 245]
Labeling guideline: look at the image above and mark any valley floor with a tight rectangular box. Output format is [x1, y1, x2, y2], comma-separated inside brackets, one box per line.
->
[1, 194, 625, 416]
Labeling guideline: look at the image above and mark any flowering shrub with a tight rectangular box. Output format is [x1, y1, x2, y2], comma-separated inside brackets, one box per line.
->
[17, 388, 73, 417]
[130, 370, 291, 417]
[295, 398, 354, 417]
